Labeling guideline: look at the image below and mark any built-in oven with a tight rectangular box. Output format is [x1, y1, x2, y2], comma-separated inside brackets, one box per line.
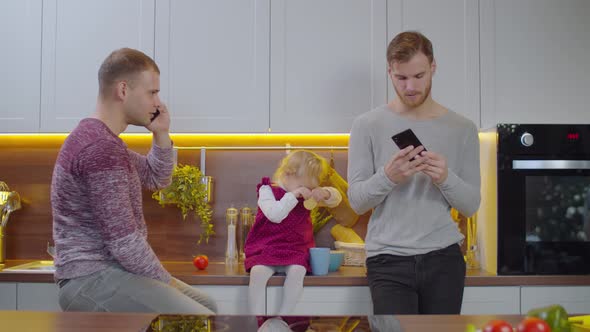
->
[497, 124, 590, 275]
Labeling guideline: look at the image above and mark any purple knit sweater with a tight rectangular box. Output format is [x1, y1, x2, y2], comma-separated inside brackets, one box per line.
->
[51, 118, 174, 283]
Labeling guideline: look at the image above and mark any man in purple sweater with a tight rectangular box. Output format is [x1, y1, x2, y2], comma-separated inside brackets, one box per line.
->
[51, 48, 216, 314]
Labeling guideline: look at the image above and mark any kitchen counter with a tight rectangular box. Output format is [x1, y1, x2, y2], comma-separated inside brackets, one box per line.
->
[0, 310, 535, 332]
[1, 259, 589, 286]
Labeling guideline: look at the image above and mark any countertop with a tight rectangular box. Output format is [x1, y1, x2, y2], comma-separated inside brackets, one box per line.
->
[0, 310, 538, 332]
[1, 260, 590, 286]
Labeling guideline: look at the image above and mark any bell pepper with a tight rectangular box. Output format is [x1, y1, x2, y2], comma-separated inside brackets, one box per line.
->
[527, 304, 571, 332]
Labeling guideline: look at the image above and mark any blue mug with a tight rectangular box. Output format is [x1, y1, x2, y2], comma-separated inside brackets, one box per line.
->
[309, 247, 330, 276]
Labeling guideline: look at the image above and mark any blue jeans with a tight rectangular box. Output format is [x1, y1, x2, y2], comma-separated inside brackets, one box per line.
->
[58, 264, 217, 314]
[366, 243, 466, 314]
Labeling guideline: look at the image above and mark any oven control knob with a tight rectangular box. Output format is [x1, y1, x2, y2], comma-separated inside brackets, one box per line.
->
[520, 132, 534, 147]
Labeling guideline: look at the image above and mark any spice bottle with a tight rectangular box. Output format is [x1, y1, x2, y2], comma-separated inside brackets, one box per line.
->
[225, 207, 238, 265]
[238, 206, 253, 261]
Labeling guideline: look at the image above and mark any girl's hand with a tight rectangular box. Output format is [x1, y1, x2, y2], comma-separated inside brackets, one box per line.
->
[311, 187, 330, 202]
[292, 187, 312, 199]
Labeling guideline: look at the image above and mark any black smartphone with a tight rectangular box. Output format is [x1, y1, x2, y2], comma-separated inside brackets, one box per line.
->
[150, 108, 161, 122]
[391, 129, 426, 160]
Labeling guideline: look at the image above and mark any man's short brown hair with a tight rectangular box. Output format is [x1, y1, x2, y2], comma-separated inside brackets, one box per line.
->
[98, 48, 160, 97]
[386, 31, 434, 66]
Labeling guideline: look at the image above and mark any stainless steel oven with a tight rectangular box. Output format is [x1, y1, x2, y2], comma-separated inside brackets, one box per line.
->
[497, 124, 590, 275]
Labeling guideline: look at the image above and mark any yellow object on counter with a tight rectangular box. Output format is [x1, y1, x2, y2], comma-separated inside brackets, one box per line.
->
[330, 224, 364, 244]
[570, 315, 590, 332]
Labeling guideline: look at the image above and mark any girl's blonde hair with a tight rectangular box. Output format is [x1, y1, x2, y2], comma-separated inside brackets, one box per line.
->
[273, 150, 329, 188]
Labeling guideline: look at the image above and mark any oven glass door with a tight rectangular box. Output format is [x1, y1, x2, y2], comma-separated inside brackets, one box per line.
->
[523, 163, 590, 243]
[498, 160, 590, 275]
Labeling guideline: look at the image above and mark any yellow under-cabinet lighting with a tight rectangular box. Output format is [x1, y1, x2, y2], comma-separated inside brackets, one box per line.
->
[0, 134, 69, 148]
[1, 131, 495, 148]
[477, 131, 498, 273]
[0, 133, 351, 148]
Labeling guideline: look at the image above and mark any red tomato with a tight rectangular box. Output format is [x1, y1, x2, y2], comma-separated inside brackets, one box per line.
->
[517, 317, 551, 332]
[193, 255, 209, 270]
[483, 320, 514, 332]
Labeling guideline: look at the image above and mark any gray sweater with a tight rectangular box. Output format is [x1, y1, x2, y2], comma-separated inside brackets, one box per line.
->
[347, 105, 481, 257]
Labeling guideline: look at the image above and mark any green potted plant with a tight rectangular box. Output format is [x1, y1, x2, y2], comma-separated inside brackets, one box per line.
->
[152, 164, 214, 244]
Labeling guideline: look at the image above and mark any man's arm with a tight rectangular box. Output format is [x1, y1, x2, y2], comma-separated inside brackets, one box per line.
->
[81, 141, 171, 283]
[435, 125, 481, 217]
[130, 102, 174, 191]
[152, 130, 172, 149]
[128, 141, 174, 191]
[146, 103, 172, 149]
[347, 117, 396, 215]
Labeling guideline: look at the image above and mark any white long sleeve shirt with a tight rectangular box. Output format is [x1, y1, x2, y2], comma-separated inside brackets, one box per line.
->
[258, 185, 342, 223]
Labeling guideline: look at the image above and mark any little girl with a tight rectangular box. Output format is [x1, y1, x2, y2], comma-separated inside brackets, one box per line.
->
[244, 150, 342, 315]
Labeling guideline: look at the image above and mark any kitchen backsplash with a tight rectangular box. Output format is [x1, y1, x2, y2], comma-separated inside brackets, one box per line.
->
[0, 133, 497, 270]
[0, 135, 368, 262]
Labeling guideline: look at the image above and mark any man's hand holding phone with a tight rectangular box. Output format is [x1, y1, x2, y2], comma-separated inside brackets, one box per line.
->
[384, 145, 428, 184]
[146, 103, 172, 148]
[391, 129, 427, 160]
[146, 103, 170, 134]
[388, 128, 448, 184]
[387, 129, 427, 183]
[419, 150, 448, 184]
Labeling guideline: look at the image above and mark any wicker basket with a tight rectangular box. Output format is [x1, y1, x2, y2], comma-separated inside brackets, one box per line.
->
[334, 241, 366, 267]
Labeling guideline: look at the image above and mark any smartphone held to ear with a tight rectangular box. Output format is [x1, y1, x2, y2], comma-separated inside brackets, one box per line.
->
[150, 108, 161, 122]
[391, 129, 426, 160]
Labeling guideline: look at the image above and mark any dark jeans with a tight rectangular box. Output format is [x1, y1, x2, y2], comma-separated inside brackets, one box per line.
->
[366, 243, 466, 315]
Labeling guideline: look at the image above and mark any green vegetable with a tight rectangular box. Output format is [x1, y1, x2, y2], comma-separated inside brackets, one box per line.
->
[527, 304, 571, 332]
[152, 164, 214, 244]
[149, 315, 208, 332]
[464, 323, 477, 332]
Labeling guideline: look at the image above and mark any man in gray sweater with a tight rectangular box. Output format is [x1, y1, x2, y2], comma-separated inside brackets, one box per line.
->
[347, 31, 481, 314]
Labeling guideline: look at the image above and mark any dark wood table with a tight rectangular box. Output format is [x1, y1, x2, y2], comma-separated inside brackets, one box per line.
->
[0, 311, 532, 332]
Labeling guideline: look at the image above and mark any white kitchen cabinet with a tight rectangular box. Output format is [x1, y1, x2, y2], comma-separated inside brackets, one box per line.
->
[0, 0, 42, 132]
[269, 0, 387, 133]
[266, 285, 521, 316]
[480, 0, 590, 128]
[196, 285, 250, 315]
[17, 283, 60, 311]
[0, 283, 17, 310]
[521, 286, 590, 315]
[40, 0, 155, 132]
[461, 286, 521, 315]
[266, 286, 373, 316]
[154, 0, 270, 133]
[388, 0, 480, 127]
